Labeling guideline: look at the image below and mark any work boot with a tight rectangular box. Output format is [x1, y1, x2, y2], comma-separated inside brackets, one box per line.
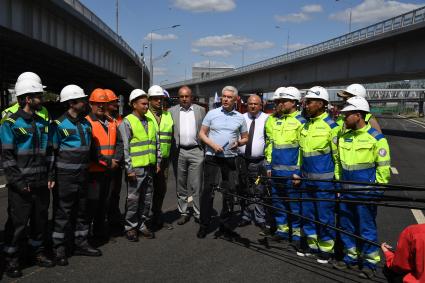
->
[177, 215, 190, 225]
[74, 244, 102, 257]
[55, 247, 69, 266]
[317, 252, 331, 264]
[140, 226, 154, 239]
[333, 260, 348, 270]
[125, 229, 139, 242]
[258, 224, 272, 236]
[5, 256, 22, 278]
[358, 268, 376, 279]
[35, 252, 55, 268]
[237, 219, 251, 227]
[269, 233, 288, 242]
[151, 213, 163, 230]
[197, 226, 208, 239]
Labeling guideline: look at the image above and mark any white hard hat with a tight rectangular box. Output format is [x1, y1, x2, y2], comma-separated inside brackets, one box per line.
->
[341, 96, 370, 113]
[129, 89, 147, 105]
[60, 84, 87, 102]
[304, 86, 329, 102]
[338, 83, 366, 98]
[280, 86, 301, 101]
[148, 85, 164, 98]
[14, 79, 44, 97]
[16, 72, 46, 89]
[272, 87, 286, 101]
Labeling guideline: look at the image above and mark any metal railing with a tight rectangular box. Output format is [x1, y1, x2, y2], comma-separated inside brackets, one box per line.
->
[164, 6, 425, 89]
[62, 0, 148, 74]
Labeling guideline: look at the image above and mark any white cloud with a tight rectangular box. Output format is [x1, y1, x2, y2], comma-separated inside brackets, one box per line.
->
[173, 0, 236, 12]
[287, 43, 310, 51]
[275, 12, 310, 23]
[154, 67, 167, 76]
[329, 0, 421, 24]
[191, 48, 200, 53]
[193, 34, 275, 51]
[247, 41, 275, 50]
[193, 60, 235, 68]
[193, 34, 249, 47]
[202, 50, 232, 57]
[301, 4, 323, 13]
[144, 33, 178, 41]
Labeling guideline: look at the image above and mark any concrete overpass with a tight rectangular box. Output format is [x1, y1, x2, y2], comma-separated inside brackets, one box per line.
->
[0, 0, 149, 109]
[164, 7, 425, 98]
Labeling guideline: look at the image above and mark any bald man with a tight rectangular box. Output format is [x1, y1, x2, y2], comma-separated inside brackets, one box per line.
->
[237, 95, 271, 234]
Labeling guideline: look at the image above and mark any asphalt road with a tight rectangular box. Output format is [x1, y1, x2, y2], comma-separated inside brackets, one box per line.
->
[0, 116, 424, 282]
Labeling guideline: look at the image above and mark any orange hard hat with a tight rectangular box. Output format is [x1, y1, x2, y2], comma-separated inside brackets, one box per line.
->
[89, 88, 108, 103]
[104, 89, 118, 102]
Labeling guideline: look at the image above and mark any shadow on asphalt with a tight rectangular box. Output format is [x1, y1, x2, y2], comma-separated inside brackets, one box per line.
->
[214, 234, 387, 283]
[383, 129, 425, 139]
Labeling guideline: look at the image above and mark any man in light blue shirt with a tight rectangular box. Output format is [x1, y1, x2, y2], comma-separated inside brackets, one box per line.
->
[198, 86, 248, 238]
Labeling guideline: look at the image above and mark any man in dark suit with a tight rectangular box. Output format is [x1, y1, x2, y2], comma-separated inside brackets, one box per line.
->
[169, 86, 206, 225]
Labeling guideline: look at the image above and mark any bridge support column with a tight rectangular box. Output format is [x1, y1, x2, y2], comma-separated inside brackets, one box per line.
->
[419, 92, 424, 117]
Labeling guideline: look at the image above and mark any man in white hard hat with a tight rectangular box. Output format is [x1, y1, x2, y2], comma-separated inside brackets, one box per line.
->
[146, 85, 174, 229]
[293, 86, 340, 263]
[265, 87, 307, 244]
[1, 79, 55, 277]
[51, 85, 101, 267]
[337, 83, 382, 133]
[333, 96, 391, 279]
[119, 89, 161, 241]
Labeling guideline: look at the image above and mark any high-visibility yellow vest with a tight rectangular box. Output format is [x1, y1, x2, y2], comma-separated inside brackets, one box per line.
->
[146, 110, 173, 158]
[125, 114, 157, 168]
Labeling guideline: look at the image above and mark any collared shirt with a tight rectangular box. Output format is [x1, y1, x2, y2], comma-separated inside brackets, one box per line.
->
[202, 106, 247, 157]
[179, 105, 197, 147]
[239, 111, 269, 158]
[119, 115, 161, 174]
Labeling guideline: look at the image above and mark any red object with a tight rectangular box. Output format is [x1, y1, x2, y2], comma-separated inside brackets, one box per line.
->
[384, 224, 425, 283]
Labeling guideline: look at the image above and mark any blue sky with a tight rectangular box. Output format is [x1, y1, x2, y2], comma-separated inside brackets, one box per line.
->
[80, 0, 425, 85]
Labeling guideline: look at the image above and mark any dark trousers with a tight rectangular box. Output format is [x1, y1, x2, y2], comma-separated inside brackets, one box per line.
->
[151, 159, 169, 216]
[4, 186, 50, 257]
[108, 168, 123, 228]
[236, 156, 269, 224]
[200, 155, 237, 227]
[87, 172, 112, 237]
[52, 175, 90, 249]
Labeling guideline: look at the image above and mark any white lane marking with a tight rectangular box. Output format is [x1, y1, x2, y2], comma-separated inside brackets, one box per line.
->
[411, 209, 425, 224]
[390, 167, 399, 174]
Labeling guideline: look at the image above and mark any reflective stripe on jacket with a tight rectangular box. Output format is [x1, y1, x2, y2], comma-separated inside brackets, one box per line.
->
[146, 110, 173, 158]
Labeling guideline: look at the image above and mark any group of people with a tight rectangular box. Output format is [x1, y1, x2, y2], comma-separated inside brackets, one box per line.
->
[0, 71, 397, 280]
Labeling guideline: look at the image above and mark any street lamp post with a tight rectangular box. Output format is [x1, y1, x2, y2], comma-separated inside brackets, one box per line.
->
[141, 44, 148, 90]
[336, 0, 353, 33]
[275, 25, 290, 53]
[232, 42, 245, 67]
[149, 24, 181, 85]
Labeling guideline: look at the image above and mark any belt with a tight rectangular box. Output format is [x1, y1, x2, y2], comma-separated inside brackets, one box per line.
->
[179, 145, 199, 150]
[243, 155, 264, 163]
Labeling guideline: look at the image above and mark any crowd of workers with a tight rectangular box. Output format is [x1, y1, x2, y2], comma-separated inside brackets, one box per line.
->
[0, 71, 421, 282]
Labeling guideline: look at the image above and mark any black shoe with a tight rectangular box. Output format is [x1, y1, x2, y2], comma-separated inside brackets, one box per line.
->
[35, 252, 55, 268]
[197, 226, 208, 238]
[333, 261, 348, 270]
[194, 217, 200, 224]
[358, 268, 376, 279]
[237, 219, 251, 227]
[55, 246, 69, 266]
[258, 224, 272, 236]
[140, 227, 154, 239]
[269, 234, 288, 242]
[125, 229, 139, 242]
[317, 252, 331, 264]
[74, 245, 102, 257]
[152, 214, 164, 229]
[177, 215, 190, 225]
[5, 258, 22, 278]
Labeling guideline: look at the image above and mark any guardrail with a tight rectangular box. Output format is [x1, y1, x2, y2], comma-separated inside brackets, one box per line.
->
[62, 0, 149, 74]
[164, 6, 425, 89]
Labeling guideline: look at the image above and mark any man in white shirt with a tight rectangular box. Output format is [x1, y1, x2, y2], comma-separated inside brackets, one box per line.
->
[237, 95, 270, 234]
[169, 86, 206, 225]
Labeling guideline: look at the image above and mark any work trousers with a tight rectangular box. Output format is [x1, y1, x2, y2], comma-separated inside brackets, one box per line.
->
[52, 175, 90, 249]
[125, 167, 154, 231]
[340, 202, 380, 269]
[151, 159, 169, 216]
[236, 156, 268, 225]
[172, 147, 203, 219]
[200, 155, 237, 228]
[271, 171, 301, 241]
[301, 184, 336, 255]
[108, 168, 123, 228]
[87, 171, 112, 237]
[3, 186, 50, 257]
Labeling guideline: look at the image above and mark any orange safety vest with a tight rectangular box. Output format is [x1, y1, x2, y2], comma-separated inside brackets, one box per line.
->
[86, 114, 117, 172]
